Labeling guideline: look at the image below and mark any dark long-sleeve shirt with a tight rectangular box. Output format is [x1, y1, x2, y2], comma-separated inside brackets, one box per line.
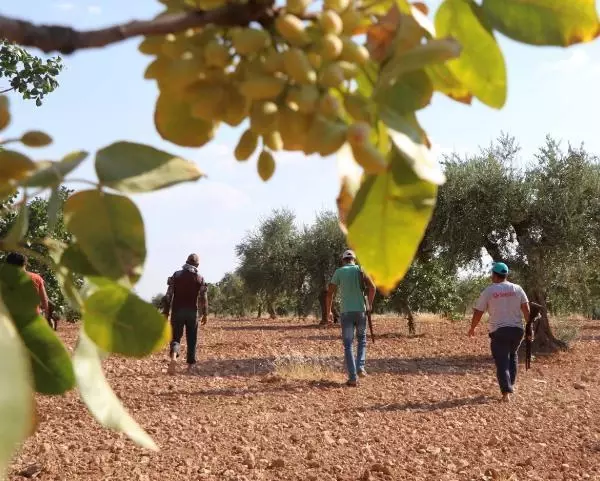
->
[162, 269, 208, 316]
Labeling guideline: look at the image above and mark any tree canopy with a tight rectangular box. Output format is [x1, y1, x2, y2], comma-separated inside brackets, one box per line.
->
[0, 41, 62, 105]
[0, 187, 82, 318]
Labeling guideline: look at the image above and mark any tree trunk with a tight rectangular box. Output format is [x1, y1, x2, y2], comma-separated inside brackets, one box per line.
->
[399, 299, 416, 335]
[267, 299, 276, 319]
[528, 290, 567, 353]
[318, 289, 340, 325]
[407, 310, 416, 336]
[318, 290, 327, 324]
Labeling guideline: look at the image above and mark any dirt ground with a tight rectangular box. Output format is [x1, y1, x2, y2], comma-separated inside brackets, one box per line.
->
[9, 315, 600, 481]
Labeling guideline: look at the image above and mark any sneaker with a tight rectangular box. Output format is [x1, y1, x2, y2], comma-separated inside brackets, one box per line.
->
[357, 369, 368, 378]
[501, 393, 512, 403]
[346, 379, 358, 387]
[186, 364, 201, 375]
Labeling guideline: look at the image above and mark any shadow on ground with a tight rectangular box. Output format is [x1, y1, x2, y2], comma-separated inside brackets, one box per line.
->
[366, 354, 492, 376]
[363, 395, 492, 413]
[296, 332, 427, 342]
[153, 354, 493, 380]
[157, 379, 343, 398]
[219, 324, 315, 332]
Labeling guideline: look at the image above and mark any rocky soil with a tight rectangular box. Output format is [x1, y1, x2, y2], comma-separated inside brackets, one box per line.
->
[9, 315, 600, 481]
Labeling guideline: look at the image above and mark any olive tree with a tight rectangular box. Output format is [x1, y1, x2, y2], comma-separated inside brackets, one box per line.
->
[430, 135, 600, 352]
[236, 209, 301, 317]
[299, 211, 347, 322]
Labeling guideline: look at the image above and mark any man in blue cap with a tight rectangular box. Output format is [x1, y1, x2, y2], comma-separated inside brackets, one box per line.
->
[468, 262, 530, 402]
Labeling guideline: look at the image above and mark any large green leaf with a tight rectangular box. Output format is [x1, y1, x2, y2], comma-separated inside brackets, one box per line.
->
[374, 70, 433, 115]
[44, 239, 85, 311]
[0, 150, 35, 182]
[23, 151, 88, 188]
[83, 281, 170, 357]
[379, 39, 462, 88]
[95, 141, 203, 193]
[0, 265, 75, 395]
[435, 0, 507, 108]
[0, 299, 34, 479]
[346, 145, 437, 294]
[482, 0, 600, 46]
[364, 0, 411, 15]
[61, 243, 102, 277]
[355, 61, 378, 98]
[378, 106, 429, 147]
[63, 190, 146, 283]
[425, 62, 473, 104]
[73, 330, 158, 450]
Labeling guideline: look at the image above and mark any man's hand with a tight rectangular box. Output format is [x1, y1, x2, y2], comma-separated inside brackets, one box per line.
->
[468, 327, 476, 337]
[200, 314, 208, 325]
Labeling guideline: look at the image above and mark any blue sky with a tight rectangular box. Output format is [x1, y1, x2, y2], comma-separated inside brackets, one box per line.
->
[4, 1, 600, 299]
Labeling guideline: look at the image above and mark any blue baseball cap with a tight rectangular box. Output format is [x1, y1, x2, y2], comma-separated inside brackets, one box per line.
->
[492, 262, 509, 275]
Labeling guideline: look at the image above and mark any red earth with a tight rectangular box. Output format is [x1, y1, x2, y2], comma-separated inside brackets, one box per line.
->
[9, 315, 600, 481]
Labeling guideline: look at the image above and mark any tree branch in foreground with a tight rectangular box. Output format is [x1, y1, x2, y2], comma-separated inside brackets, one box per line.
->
[0, 2, 276, 54]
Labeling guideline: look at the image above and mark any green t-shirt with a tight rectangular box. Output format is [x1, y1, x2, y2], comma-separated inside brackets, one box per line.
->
[331, 264, 366, 314]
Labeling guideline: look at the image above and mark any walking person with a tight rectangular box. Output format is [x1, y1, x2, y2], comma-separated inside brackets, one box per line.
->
[468, 262, 530, 402]
[161, 254, 208, 375]
[5, 252, 49, 321]
[326, 250, 376, 387]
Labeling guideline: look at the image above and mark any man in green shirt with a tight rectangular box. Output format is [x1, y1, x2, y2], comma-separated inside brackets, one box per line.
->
[326, 250, 376, 386]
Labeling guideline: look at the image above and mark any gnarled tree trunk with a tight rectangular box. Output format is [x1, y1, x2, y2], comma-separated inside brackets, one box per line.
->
[398, 299, 416, 335]
[407, 310, 416, 336]
[318, 289, 339, 325]
[528, 290, 567, 353]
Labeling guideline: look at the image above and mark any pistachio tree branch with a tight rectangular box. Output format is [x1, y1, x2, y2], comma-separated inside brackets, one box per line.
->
[0, 1, 276, 54]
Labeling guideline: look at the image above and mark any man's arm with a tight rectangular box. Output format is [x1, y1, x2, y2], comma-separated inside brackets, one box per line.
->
[468, 309, 484, 336]
[469, 289, 488, 336]
[38, 277, 49, 318]
[520, 287, 530, 322]
[161, 277, 174, 317]
[197, 279, 208, 324]
[326, 283, 337, 322]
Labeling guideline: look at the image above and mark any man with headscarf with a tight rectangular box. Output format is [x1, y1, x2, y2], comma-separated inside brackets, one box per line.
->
[162, 254, 208, 374]
[468, 262, 530, 402]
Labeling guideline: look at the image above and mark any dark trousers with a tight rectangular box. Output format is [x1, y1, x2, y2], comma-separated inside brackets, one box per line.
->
[169, 308, 198, 364]
[490, 326, 524, 394]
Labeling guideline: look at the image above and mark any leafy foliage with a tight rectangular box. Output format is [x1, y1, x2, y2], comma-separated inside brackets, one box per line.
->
[430, 135, 600, 326]
[236, 209, 301, 317]
[0, 187, 82, 317]
[0, 94, 200, 471]
[0, 41, 62, 106]
[208, 273, 257, 317]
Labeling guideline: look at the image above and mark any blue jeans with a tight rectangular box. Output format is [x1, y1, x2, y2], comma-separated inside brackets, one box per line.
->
[341, 311, 367, 381]
[490, 326, 524, 394]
